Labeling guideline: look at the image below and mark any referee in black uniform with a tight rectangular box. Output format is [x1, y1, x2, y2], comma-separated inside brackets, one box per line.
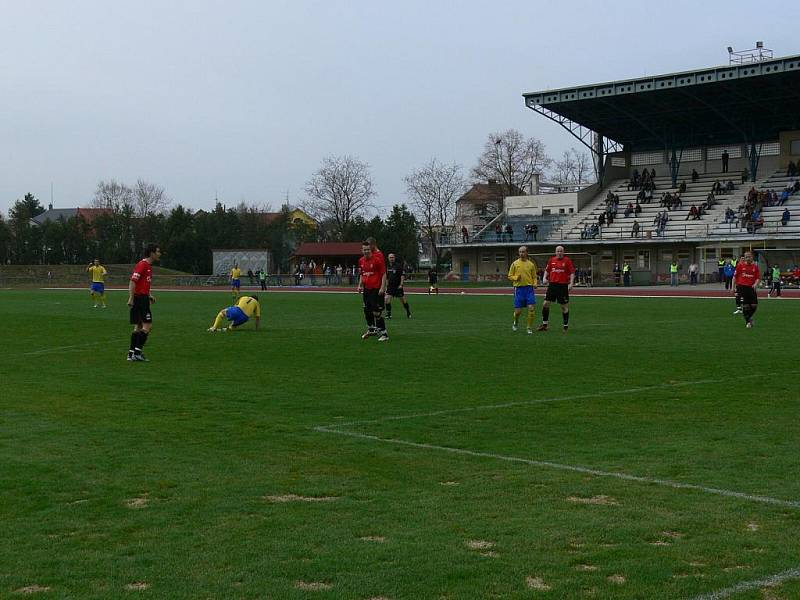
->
[385, 253, 411, 319]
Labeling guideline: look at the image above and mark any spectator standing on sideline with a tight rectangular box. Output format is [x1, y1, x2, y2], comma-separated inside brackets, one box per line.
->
[127, 244, 161, 362]
[723, 259, 735, 291]
[258, 268, 267, 291]
[718, 258, 725, 285]
[669, 260, 680, 287]
[623, 262, 632, 287]
[721, 149, 729, 173]
[689, 262, 699, 285]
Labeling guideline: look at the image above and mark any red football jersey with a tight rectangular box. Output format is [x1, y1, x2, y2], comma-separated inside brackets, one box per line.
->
[131, 259, 153, 295]
[359, 253, 386, 289]
[545, 256, 575, 284]
[734, 262, 760, 287]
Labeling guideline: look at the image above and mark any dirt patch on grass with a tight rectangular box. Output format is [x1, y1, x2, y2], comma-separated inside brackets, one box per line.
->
[607, 574, 626, 585]
[747, 522, 760, 531]
[525, 576, 550, 591]
[13, 585, 51, 594]
[650, 540, 671, 546]
[124, 495, 149, 509]
[723, 565, 751, 572]
[295, 581, 333, 591]
[125, 582, 150, 591]
[465, 540, 495, 550]
[439, 481, 460, 486]
[567, 495, 619, 506]
[68, 499, 89, 505]
[359, 536, 386, 543]
[264, 494, 338, 503]
[480, 551, 499, 558]
[575, 564, 598, 572]
[661, 531, 683, 539]
[688, 561, 707, 567]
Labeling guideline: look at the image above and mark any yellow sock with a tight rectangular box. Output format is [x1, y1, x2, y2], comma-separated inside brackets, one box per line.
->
[527, 310, 536, 329]
[212, 311, 226, 330]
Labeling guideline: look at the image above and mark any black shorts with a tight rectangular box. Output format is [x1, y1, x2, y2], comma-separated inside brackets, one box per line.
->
[363, 289, 385, 313]
[386, 286, 404, 298]
[130, 294, 153, 325]
[545, 283, 570, 305]
[736, 284, 758, 305]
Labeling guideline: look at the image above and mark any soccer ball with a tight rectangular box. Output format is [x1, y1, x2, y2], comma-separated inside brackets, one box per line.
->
[460, 291, 465, 295]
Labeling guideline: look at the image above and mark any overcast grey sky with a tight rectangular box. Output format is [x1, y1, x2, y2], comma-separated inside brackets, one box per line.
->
[0, 1, 794, 216]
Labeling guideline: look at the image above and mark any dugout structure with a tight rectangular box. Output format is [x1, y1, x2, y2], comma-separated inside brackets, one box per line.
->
[523, 54, 800, 188]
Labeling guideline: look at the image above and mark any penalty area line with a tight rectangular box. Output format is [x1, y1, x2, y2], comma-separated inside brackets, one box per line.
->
[691, 566, 800, 600]
[315, 426, 800, 510]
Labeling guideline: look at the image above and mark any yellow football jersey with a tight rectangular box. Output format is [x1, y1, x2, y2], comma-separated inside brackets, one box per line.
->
[508, 259, 538, 287]
[88, 265, 107, 283]
[236, 296, 261, 318]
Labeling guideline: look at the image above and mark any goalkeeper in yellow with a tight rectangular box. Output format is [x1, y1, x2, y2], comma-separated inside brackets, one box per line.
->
[87, 258, 108, 308]
[208, 295, 261, 331]
[508, 246, 538, 334]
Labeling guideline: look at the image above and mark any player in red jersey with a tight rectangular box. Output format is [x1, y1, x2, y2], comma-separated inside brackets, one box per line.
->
[734, 251, 761, 328]
[358, 239, 389, 341]
[127, 243, 162, 361]
[537, 245, 576, 332]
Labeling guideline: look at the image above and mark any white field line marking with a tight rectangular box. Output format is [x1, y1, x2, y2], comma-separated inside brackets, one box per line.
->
[321, 372, 773, 429]
[315, 426, 800, 510]
[691, 567, 800, 600]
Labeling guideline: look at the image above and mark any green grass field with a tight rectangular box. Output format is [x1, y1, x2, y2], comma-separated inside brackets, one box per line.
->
[2, 289, 799, 599]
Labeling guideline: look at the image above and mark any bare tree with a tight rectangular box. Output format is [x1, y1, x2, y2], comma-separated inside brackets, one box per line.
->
[405, 158, 465, 270]
[552, 150, 577, 186]
[573, 149, 594, 184]
[471, 129, 551, 193]
[303, 155, 375, 239]
[91, 179, 133, 212]
[132, 179, 170, 217]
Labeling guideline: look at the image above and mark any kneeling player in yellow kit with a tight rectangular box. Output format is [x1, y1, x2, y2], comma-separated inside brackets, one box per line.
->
[208, 295, 261, 331]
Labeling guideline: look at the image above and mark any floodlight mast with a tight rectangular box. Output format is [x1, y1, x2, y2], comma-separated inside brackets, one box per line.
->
[727, 43, 773, 65]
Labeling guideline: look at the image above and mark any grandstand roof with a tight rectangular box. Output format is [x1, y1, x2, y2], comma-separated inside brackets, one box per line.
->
[523, 54, 800, 151]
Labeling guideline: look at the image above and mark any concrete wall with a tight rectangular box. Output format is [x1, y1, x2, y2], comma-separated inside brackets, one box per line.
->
[779, 130, 800, 169]
[212, 250, 271, 276]
[504, 192, 578, 216]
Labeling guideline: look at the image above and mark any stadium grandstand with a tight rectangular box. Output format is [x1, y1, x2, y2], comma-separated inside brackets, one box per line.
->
[447, 52, 800, 285]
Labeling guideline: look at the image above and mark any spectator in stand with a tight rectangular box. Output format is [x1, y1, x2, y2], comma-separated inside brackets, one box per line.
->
[724, 207, 736, 224]
[741, 167, 749, 184]
[787, 161, 798, 177]
[532, 223, 538, 241]
[631, 220, 641, 238]
[461, 226, 469, 243]
[505, 223, 514, 241]
[634, 201, 642, 216]
[624, 202, 633, 217]
[721, 149, 730, 173]
[711, 180, 722, 195]
[725, 180, 735, 193]
[335, 264, 343, 284]
[686, 205, 699, 220]
[495, 222, 502, 241]
[782, 208, 791, 226]
[678, 181, 687, 194]
[688, 262, 699, 285]
[691, 169, 699, 183]
[598, 212, 606, 227]
[723, 259, 735, 290]
[590, 224, 599, 239]
[673, 193, 683, 209]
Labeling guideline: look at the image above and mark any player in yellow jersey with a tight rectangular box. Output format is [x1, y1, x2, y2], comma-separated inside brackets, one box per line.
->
[208, 295, 261, 331]
[230, 264, 242, 298]
[508, 246, 538, 334]
[87, 258, 108, 308]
